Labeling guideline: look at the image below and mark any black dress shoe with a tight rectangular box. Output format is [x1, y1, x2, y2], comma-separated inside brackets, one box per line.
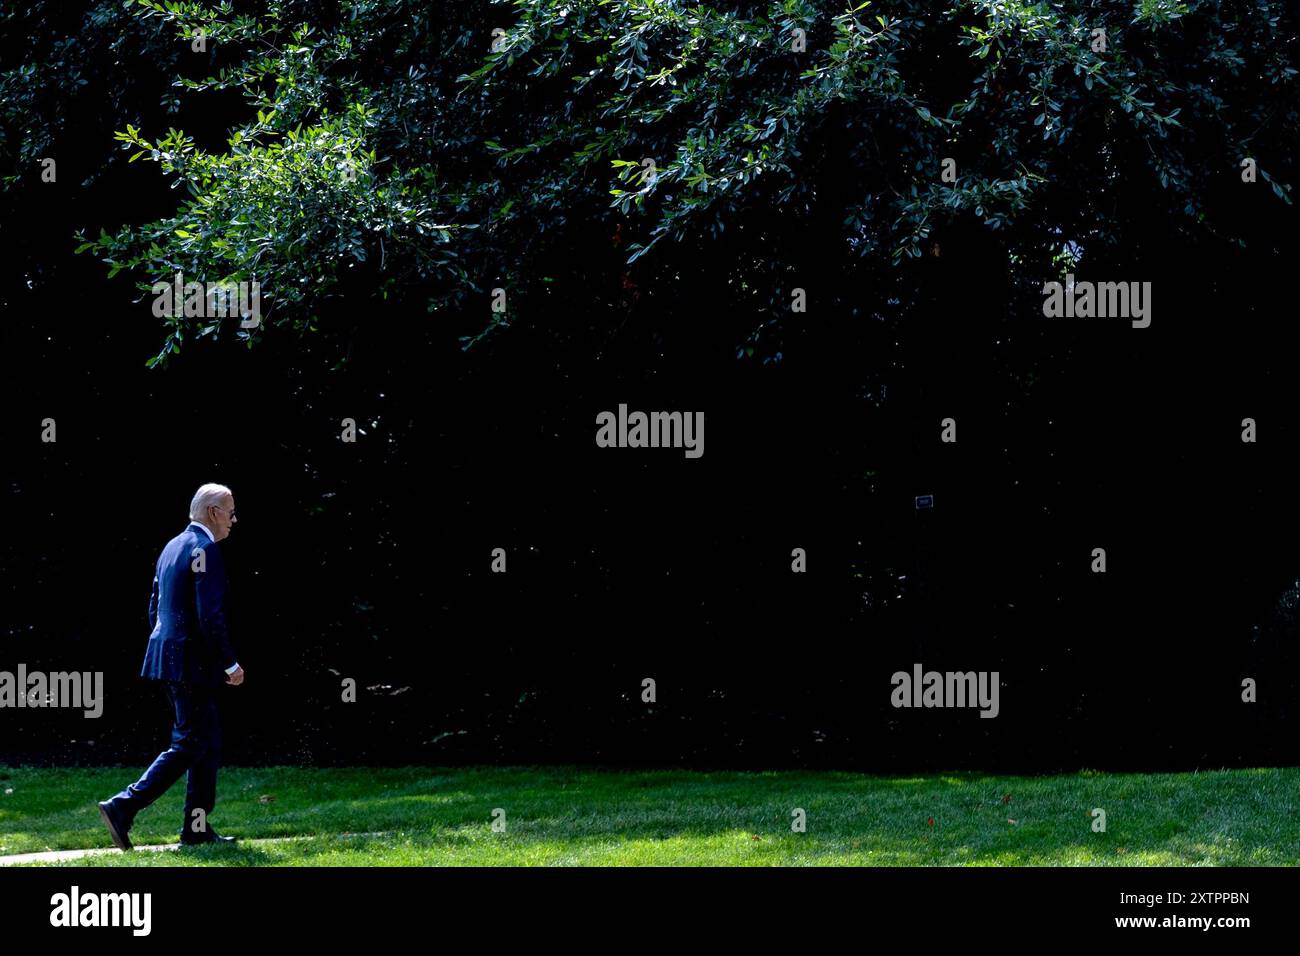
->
[179, 829, 237, 846]
[97, 800, 133, 851]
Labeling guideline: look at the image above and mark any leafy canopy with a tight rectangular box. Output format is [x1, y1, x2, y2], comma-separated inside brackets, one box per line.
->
[49, 0, 1299, 366]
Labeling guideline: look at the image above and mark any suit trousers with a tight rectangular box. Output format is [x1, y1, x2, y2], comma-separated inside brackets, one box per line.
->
[111, 680, 222, 837]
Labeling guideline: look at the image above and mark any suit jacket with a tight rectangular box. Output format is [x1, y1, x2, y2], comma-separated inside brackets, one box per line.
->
[141, 522, 238, 687]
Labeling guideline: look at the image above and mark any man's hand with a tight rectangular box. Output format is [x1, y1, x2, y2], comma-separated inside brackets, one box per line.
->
[226, 666, 245, 686]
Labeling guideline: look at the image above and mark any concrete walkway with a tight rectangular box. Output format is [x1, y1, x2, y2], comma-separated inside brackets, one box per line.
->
[0, 832, 390, 866]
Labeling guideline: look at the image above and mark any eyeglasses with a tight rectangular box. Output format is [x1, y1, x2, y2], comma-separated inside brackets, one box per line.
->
[212, 505, 237, 519]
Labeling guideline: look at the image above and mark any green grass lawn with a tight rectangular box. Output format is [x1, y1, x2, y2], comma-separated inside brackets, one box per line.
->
[0, 765, 1295, 866]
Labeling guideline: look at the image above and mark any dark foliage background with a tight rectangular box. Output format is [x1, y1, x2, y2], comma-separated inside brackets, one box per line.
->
[2, 0, 1298, 771]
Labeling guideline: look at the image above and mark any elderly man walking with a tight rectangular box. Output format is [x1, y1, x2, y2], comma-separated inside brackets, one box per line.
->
[97, 483, 245, 850]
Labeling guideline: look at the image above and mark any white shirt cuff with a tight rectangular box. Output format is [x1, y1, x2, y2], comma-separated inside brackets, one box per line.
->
[224, 663, 241, 675]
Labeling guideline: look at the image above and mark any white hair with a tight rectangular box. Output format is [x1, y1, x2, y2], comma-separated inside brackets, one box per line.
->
[189, 483, 233, 520]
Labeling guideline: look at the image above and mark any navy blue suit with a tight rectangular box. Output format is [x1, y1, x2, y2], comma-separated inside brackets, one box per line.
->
[108, 522, 238, 839]
[142, 522, 238, 686]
